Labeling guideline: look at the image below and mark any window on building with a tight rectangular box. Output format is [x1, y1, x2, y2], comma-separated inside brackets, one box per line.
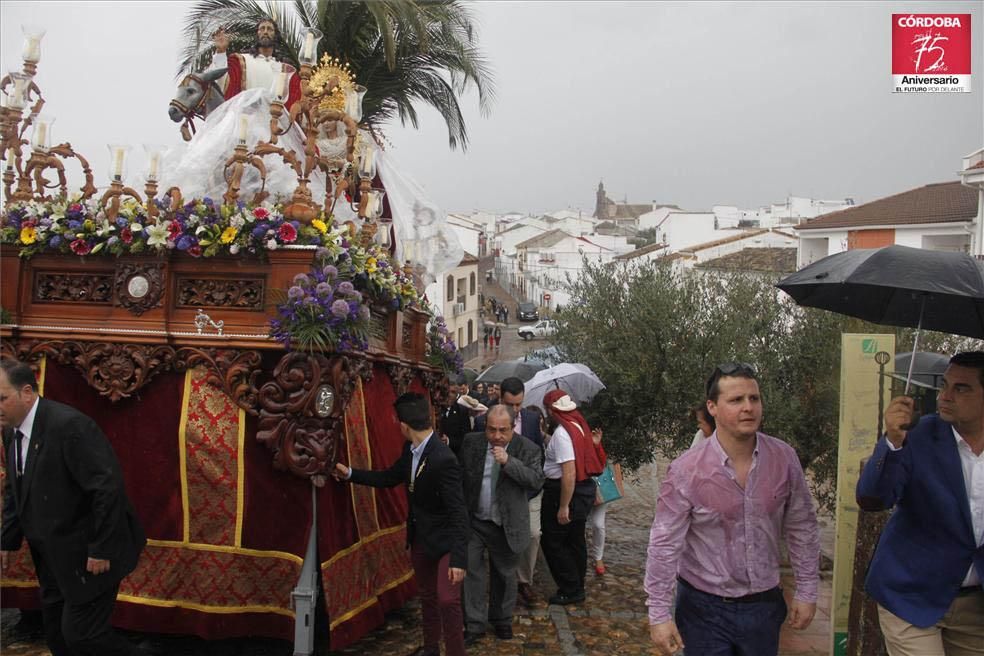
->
[467, 320, 474, 343]
[458, 327, 464, 347]
[446, 275, 454, 302]
[469, 272, 476, 295]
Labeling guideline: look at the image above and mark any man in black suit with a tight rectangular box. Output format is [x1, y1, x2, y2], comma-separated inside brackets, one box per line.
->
[459, 405, 543, 645]
[439, 374, 474, 455]
[0, 358, 146, 656]
[474, 376, 544, 605]
[333, 392, 469, 656]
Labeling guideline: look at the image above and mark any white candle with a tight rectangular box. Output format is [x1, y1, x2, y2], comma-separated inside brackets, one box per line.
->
[113, 148, 124, 178]
[361, 148, 374, 175]
[239, 115, 249, 142]
[149, 153, 160, 179]
[36, 121, 46, 148]
[274, 71, 287, 99]
[22, 36, 40, 62]
[303, 32, 315, 60]
[9, 78, 26, 109]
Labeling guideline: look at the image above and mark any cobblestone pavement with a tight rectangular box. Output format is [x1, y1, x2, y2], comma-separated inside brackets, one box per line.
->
[1, 462, 832, 655]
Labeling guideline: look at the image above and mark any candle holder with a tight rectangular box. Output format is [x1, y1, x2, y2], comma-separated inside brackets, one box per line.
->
[222, 141, 269, 206]
[100, 177, 144, 222]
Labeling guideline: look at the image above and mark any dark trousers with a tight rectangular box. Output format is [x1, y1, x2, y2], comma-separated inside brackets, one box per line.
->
[540, 479, 593, 597]
[31, 547, 141, 656]
[463, 518, 519, 634]
[411, 542, 466, 656]
[675, 579, 787, 656]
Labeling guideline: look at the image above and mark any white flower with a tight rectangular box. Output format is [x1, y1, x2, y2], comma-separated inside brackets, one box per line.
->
[130, 223, 143, 233]
[230, 215, 245, 229]
[146, 222, 169, 247]
[229, 243, 240, 255]
[265, 238, 278, 250]
[95, 219, 114, 237]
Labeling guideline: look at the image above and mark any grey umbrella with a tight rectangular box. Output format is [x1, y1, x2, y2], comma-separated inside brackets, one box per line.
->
[777, 245, 984, 391]
[474, 359, 548, 384]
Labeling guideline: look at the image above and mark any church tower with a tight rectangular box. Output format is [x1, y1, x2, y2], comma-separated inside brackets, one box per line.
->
[594, 180, 610, 220]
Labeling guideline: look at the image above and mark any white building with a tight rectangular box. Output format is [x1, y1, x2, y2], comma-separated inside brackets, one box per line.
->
[635, 209, 746, 253]
[614, 228, 798, 273]
[796, 181, 978, 268]
[425, 251, 481, 361]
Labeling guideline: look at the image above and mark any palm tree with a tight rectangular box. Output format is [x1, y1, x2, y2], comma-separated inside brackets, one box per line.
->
[177, 0, 495, 151]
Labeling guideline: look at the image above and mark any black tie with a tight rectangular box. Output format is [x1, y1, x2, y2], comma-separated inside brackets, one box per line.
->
[13, 429, 24, 477]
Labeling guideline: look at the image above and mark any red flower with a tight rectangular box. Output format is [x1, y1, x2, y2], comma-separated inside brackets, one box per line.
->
[278, 223, 297, 243]
[70, 239, 91, 255]
[188, 245, 203, 258]
[69, 203, 82, 212]
[167, 221, 183, 239]
[120, 227, 133, 244]
[253, 207, 270, 219]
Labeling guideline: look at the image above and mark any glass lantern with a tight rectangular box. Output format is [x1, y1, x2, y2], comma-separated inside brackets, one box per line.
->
[344, 85, 367, 123]
[30, 114, 54, 152]
[298, 28, 323, 67]
[143, 144, 167, 182]
[5, 72, 30, 111]
[270, 70, 290, 104]
[358, 144, 376, 180]
[21, 25, 45, 64]
[366, 189, 386, 220]
[107, 144, 131, 182]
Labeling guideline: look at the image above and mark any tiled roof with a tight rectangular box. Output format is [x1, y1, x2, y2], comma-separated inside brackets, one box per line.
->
[613, 242, 668, 261]
[460, 251, 480, 264]
[680, 229, 769, 253]
[695, 247, 797, 273]
[797, 181, 977, 230]
[515, 229, 572, 249]
[969, 160, 984, 170]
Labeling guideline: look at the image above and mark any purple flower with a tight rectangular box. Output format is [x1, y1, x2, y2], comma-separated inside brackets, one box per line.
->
[315, 282, 331, 296]
[288, 286, 305, 300]
[107, 236, 119, 246]
[176, 234, 196, 251]
[251, 225, 267, 239]
[49, 235, 63, 247]
[337, 281, 355, 295]
[115, 217, 129, 228]
[330, 299, 350, 318]
[293, 273, 310, 286]
[315, 247, 329, 259]
[39, 217, 52, 228]
[322, 265, 338, 279]
[68, 219, 82, 230]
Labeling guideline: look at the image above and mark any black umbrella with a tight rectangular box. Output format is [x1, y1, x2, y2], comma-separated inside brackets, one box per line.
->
[777, 245, 984, 391]
[474, 359, 547, 384]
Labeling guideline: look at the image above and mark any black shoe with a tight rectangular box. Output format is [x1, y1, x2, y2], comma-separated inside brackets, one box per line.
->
[548, 590, 586, 605]
[493, 624, 513, 640]
[464, 631, 484, 647]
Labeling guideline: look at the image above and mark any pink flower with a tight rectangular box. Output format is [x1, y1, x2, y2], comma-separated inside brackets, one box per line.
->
[188, 245, 203, 257]
[167, 221, 183, 239]
[69, 203, 82, 212]
[253, 207, 270, 219]
[70, 239, 91, 255]
[278, 223, 297, 243]
[121, 227, 133, 244]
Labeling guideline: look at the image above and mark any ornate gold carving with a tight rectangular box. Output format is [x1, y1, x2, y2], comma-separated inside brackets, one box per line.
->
[255, 352, 362, 484]
[401, 321, 413, 349]
[421, 369, 451, 411]
[385, 363, 415, 397]
[173, 348, 262, 413]
[176, 277, 264, 309]
[115, 262, 165, 316]
[35, 271, 112, 304]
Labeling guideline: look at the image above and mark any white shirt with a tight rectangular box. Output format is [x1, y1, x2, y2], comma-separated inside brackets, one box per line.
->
[410, 433, 433, 485]
[15, 397, 39, 475]
[543, 425, 575, 479]
[953, 428, 984, 587]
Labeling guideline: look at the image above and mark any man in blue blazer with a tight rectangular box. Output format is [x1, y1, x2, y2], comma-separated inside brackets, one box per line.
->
[856, 351, 984, 654]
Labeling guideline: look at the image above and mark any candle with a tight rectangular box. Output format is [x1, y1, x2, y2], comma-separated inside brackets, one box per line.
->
[239, 115, 248, 142]
[361, 147, 374, 176]
[274, 71, 287, 99]
[149, 153, 160, 179]
[113, 148, 124, 178]
[22, 36, 40, 63]
[9, 77, 26, 110]
[36, 121, 46, 149]
[303, 32, 315, 60]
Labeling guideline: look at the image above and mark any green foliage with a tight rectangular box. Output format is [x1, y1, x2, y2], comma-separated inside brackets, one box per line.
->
[554, 257, 923, 513]
[178, 0, 495, 150]
[628, 227, 660, 248]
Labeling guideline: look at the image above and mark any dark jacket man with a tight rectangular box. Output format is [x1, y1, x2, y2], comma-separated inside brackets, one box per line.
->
[1, 359, 145, 656]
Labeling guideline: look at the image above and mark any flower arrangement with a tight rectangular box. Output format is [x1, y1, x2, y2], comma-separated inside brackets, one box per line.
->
[0, 195, 332, 258]
[425, 314, 464, 374]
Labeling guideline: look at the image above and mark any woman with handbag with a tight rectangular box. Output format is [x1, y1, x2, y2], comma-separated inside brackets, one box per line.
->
[587, 427, 623, 575]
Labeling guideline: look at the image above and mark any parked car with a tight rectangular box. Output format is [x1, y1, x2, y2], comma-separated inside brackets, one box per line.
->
[518, 320, 558, 340]
[517, 302, 539, 322]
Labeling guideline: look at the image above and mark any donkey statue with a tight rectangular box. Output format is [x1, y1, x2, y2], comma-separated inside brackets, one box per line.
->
[168, 68, 227, 141]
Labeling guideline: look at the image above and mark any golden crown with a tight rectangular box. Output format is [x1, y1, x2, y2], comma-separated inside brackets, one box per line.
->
[308, 54, 356, 113]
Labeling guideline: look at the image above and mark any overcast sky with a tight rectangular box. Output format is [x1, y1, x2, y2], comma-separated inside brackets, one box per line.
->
[1, 1, 980, 215]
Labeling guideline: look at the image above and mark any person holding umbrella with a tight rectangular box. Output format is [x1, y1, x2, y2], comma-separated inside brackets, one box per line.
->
[857, 351, 984, 655]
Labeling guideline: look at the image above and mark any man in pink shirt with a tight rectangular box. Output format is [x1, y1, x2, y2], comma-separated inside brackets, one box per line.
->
[644, 362, 820, 656]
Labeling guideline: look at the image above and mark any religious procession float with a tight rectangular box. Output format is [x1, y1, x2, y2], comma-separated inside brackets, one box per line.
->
[0, 22, 464, 652]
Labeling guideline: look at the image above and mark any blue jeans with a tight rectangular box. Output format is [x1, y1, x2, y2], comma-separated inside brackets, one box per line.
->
[675, 579, 787, 656]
